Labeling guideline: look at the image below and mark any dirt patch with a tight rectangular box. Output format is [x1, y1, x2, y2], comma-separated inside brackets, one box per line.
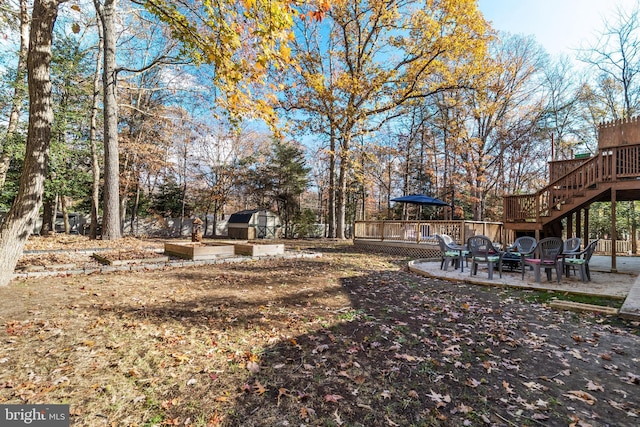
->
[16, 253, 79, 269]
[92, 250, 166, 266]
[23, 234, 164, 252]
[0, 238, 639, 426]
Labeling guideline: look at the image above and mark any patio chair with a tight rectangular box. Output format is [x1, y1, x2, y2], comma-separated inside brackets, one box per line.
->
[503, 236, 537, 271]
[467, 235, 503, 280]
[563, 237, 581, 254]
[561, 237, 582, 276]
[562, 239, 599, 282]
[435, 234, 465, 271]
[522, 237, 563, 284]
[440, 234, 454, 245]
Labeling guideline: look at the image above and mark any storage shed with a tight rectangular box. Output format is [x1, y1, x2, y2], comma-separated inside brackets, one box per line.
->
[227, 209, 281, 239]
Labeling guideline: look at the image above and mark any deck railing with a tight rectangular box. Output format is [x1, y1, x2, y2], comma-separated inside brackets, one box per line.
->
[504, 143, 640, 223]
[549, 157, 592, 181]
[354, 220, 505, 245]
[596, 239, 639, 255]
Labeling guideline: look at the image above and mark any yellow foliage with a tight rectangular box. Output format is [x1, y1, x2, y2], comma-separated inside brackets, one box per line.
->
[144, 0, 314, 129]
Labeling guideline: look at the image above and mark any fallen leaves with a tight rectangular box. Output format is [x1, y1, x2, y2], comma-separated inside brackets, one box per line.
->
[324, 394, 343, 403]
[586, 380, 604, 392]
[427, 389, 451, 407]
[502, 380, 515, 395]
[171, 353, 190, 365]
[277, 387, 290, 405]
[252, 381, 268, 395]
[564, 390, 597, 405]
[245, 361, 260, 373]
[299, 406, 316, 419]
[2, 240, 640, 426]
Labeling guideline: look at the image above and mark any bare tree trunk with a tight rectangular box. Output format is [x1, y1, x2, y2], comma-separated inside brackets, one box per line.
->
[327, 129, 336, 238]
[96, 0, 121, 240]
[61, 195, 70, 234]
[336, 135, 350, 239]
[89, 17, 104, 239]
[119, 151, 131, 234]
[0, 0, 63, 287]
[130, 180, 140, 235]
[40, 197, 55, 235]
[212, 199, 219, 237]
[0, 0, 30, 189]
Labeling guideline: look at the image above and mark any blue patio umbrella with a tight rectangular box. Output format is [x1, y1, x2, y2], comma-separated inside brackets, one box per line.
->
[391, 194, 449, 206]
[391, 194, 451, 220]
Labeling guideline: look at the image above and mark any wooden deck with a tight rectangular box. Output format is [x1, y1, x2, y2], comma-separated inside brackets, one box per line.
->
[503, 143, 640, 231]
[502, 117, 640, 271]
[354, 220, 506, 258]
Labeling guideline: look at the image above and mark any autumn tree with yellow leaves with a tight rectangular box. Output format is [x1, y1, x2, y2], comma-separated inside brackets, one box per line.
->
[280, 0, 492, 237]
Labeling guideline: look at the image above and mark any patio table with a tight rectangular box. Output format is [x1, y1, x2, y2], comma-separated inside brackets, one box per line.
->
[447, 243, 468, 273]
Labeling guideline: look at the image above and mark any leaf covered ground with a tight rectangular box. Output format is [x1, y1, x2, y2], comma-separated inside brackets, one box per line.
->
[0, 239, 639, 426]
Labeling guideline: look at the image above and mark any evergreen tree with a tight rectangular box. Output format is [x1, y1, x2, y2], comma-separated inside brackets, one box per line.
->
[267, 140, 310, 238]
[241, 139, 310, 238]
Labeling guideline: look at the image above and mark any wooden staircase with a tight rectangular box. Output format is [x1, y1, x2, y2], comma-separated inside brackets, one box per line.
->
[503, 142, 640, 235]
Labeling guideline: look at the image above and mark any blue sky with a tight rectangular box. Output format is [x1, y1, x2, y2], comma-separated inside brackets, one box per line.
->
[478, 0, 638, 56]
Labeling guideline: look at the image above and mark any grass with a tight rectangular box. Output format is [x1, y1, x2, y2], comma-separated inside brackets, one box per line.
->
[520, 289, 624, 308]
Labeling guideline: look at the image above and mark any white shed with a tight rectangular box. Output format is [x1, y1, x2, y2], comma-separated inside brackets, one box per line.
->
[227, 209, 281, 239]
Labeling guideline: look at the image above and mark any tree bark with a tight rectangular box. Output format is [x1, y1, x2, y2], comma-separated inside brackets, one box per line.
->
[130, 180, 140, 235]
[89, 16, 104, 239]
[0, 0, 30, 190]
[61, 195, 70, 234]
[96, 0, 121, 240]
[40, 196, 55, 235]
[327, 128, 336, 238]
[0, 0, 63, 287]
[336, 135, 349, 239]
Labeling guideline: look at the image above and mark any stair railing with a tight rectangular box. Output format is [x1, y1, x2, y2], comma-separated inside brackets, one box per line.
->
[505, 143, 640, 223]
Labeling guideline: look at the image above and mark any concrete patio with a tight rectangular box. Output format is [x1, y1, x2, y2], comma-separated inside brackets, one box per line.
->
[408, 255, 640, 319]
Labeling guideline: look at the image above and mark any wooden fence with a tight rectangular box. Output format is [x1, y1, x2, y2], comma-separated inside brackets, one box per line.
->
[596, 239, 639, 255]
[354, 221, 638, 256]
[354, 220, 506, 245]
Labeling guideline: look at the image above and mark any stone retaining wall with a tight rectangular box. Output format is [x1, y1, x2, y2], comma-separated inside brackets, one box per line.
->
[12, 252, 321, 280]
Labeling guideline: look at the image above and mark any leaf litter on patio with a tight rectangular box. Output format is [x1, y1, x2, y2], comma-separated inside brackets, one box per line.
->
[0, 238, 638, 426]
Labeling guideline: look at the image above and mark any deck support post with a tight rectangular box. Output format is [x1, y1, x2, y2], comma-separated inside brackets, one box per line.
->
[611, 189, 617, 273]
[575, 210, 582, 246]
[583, 207, 590, 247]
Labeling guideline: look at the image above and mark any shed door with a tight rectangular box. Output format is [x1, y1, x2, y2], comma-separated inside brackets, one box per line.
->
[256, 212, 275, 239]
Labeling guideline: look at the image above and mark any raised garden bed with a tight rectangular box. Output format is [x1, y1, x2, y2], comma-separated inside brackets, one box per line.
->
[16, 253, 80, 271]
[164, 242, 235, 260]
[233, 243, 285, 257]
[92, 250, 168, 266]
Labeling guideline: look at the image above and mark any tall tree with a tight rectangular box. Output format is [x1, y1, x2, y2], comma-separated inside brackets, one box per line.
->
[93, 0, 120, 239]
[462, 33, 546, 220]
[88, 15, 103, 239]
[45, 31, 94, 233]
[581, 5, 640, 119]
[540, 55, 587, 159]
[0, 0, 66, 287]
[267, 140, 310, 237]
[0, 0, 29, 189]
[281, 0, 490, 237]
[581, 5, 640, 254]
[193, 122, 256, 237]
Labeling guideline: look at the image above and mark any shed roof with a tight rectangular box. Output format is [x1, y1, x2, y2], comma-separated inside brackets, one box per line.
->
[227, 209, 280, 224]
